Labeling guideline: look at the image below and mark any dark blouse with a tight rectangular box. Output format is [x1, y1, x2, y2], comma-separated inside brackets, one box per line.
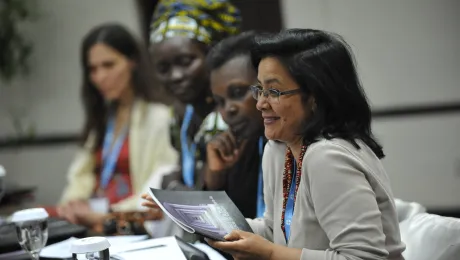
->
[223, 136, 265, 218]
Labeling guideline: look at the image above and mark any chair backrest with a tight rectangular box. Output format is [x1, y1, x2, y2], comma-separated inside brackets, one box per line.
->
[400, 213, 460, 260]
[394, 198, 426, 222]
[437, 245, 460, 260]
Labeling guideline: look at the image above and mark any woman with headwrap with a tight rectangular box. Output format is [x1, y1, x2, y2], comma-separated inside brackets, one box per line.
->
[142, 1, 247, 246]
[149, 0, 242, 193]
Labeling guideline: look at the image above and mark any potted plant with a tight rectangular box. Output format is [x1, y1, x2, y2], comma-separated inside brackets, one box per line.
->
[0, 0, 37, 143]
[0, 0, 36, 82]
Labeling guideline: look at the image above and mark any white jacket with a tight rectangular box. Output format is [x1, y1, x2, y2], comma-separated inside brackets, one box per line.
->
[59, 99, 178, 211]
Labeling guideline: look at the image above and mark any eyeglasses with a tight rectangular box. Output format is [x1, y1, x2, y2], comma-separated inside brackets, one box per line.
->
[250, 85, 302, 103]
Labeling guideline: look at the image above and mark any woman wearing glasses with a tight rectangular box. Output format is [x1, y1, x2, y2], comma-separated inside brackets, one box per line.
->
[208, 29, 405, 260]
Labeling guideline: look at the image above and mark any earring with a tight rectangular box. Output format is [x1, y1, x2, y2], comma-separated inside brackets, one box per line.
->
[312, 102, 317, 112]
[205, 96, 214, 104]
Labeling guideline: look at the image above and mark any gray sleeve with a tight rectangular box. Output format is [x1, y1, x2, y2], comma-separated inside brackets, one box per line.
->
[301, 142, 389, 260]
[247, 142, 274, 241]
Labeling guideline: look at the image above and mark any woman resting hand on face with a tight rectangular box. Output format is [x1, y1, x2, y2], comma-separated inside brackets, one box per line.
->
[204, 31, 267, 221]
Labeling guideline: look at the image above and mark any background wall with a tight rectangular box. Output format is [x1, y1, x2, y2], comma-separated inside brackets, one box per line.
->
[280, 0, 460, 209]
[0, 0, 141, 205]
[0, 0, 459, 211]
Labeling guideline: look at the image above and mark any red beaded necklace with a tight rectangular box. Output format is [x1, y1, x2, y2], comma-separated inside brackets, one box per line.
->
[280, 144, 308, 238]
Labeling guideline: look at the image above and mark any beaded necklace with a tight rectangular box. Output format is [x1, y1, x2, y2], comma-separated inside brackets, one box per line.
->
[281, 144, 308, 239]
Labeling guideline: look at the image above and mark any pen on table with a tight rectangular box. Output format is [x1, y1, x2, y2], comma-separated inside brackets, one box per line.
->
[93, 244, 167, 260]
[116, 244, 166, 254]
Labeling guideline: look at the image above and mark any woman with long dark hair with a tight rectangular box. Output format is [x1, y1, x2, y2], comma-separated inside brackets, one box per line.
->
[56, 23, 177, 229]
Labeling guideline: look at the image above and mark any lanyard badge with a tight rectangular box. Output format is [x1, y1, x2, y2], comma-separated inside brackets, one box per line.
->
[256, 137, 265, 218]
[99, 115, 128, 193]
[181, 105, 197, 188]
[283, 158, 297, 242]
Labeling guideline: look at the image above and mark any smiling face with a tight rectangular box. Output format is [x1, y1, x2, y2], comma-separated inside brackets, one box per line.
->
[256, 57, 313, 144]
[210, 55, 263, 139]
[88, 43, 134, 101]
[150, 37, 208, 103]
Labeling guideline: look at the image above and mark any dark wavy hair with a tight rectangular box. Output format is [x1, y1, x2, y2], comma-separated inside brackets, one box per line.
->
[80, 23, 161, 150]
[251, 29, 384, 159]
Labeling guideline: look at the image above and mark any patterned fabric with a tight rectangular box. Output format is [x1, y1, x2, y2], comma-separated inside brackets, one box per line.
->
[150, 0, 241, 45]
[170, 108, 227, 165]
[193, 111, 227, 144]
[94, 138, 133, 205]
[280, 144, 308, 239]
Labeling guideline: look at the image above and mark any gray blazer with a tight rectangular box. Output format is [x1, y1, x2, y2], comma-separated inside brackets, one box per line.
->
[247, 139, 405, 260]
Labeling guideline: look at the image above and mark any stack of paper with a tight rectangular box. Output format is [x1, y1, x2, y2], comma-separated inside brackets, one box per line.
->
[39, 235, 148, 259]
[111, 237, 186, 260]
[39, 235, 226, 260]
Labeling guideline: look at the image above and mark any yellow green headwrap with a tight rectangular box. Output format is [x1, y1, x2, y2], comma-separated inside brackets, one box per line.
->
[150, 0, 242, 45]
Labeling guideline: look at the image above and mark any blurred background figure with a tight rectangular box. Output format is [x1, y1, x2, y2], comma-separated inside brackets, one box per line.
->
[148, 0, 241, 192]
[54, 23, 177, 230]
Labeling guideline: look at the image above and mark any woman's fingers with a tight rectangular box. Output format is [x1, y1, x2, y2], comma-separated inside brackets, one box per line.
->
[141, 201, 156, 207]
[207, 238, 242, 253]
[56, 205, 65, 217]
[214, 136, 232, 158]
[210, 131, 239, 158]
[224, 229, 244, 241]
[141, 193, 160, 209]
[206, 229, 245, 252]
[141, 194, 155, 202]
[144, 208, 163, 220]
[218, 134, 240, 162]
[141, 201, 158, 207]
[57, 204, 78, 224]
[222, 132, 237, 155]
[141, 193, 151, 200]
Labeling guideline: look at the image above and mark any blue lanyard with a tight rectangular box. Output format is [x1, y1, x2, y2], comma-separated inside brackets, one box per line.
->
[181, 105, 197, 188]
[100, 114, 128, 190]
[283, 157, 297, 242]
[256, 137, 265, 218]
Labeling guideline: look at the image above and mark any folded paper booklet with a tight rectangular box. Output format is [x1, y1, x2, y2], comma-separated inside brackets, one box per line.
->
[148, 188, 253, 241]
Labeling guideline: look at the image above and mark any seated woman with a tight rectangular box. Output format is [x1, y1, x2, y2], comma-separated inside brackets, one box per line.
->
[148, 0, 242, 192]
[207, 29, 406, 260]
[204, 31, 266, 219]
[55, 23, 177, 231]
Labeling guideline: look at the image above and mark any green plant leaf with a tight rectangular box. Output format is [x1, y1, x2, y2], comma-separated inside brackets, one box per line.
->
[0, 0, 35, 82]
